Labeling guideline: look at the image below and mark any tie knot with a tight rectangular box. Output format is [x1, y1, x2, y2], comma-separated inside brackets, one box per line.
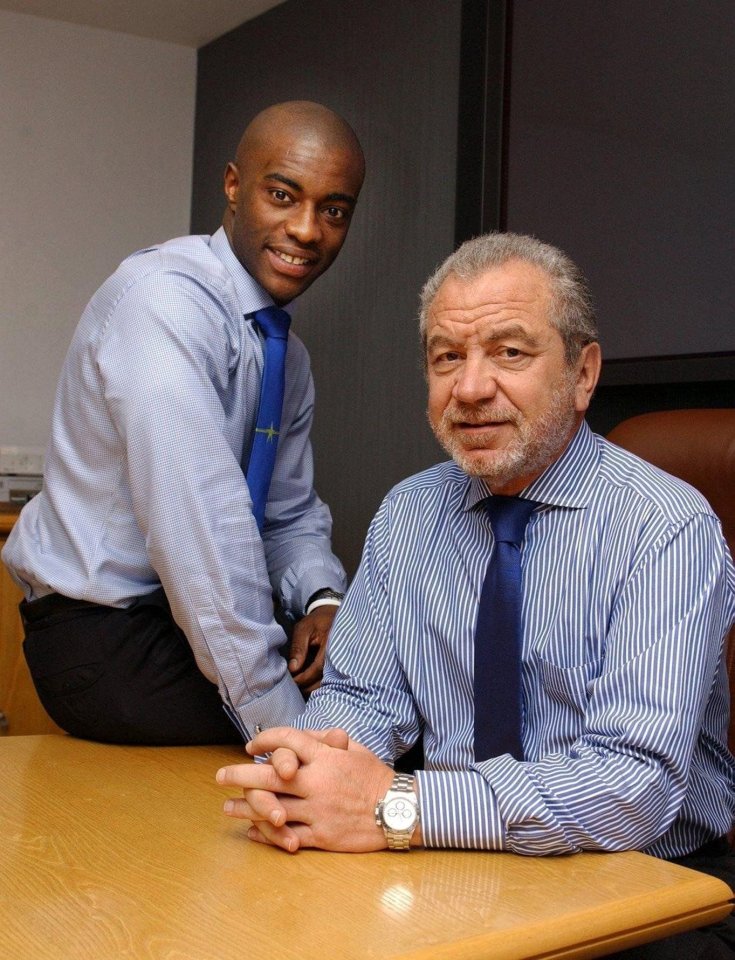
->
[484, 496, 538, 545]
[253, 305, 291, 340]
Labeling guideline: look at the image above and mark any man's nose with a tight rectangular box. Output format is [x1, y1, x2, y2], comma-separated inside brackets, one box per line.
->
[452, 359, 498, 404]
[285, 204, 322, 245]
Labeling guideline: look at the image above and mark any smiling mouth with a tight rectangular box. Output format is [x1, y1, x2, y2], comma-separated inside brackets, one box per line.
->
[269, 246, 316, 268]
[276, 251, 311, 266]
[456, 419, 508, 429]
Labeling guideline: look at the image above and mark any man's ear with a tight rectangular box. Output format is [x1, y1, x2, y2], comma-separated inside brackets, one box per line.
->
[573, 342, 602, 413]
[223, 162, 240, 209]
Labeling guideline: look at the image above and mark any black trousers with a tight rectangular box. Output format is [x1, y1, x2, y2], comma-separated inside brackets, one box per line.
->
[20, 589, 242, 745]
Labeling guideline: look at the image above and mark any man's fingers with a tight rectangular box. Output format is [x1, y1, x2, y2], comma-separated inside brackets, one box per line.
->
[317, 727, 350, 749]
[292, 631, 326, 687]
[245, 726, 322, 762]
[247, 812, 317, 854]
[222, 791, 287, 827]
[269, 746, 300, 780]
[291, 656, 323, 690]
[306, 727, 366, 753]
[287, 621, 311, 672]
[288, 606, 337, 675]
[216, 761, 287, 793]
[244, 725, 351, 759]
[247, 822, 303, 854]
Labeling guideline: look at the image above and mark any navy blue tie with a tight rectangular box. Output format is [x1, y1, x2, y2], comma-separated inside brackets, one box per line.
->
[474, 496, 539, 761]
[245, 306, 291, 531]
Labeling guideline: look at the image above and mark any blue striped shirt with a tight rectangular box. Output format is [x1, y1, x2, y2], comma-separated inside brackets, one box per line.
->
[3, 228, 346, 736]
[299, 423, 735, 857]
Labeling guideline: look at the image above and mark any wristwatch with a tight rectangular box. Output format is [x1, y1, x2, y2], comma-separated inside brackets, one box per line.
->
[305, 588, 345, 615]
[374, 773, 420, 850]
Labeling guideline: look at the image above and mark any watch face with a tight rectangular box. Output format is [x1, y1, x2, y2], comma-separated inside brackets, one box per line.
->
[383, 796, 417, 831]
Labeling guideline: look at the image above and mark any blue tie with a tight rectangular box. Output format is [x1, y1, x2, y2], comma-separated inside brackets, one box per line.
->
[245, 306, 291, 531]
[474, 496, 539, 761]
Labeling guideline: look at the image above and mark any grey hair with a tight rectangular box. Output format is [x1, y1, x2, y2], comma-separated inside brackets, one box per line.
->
[419, 232, 598, 364]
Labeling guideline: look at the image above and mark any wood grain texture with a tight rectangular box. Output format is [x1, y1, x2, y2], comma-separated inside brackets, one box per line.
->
[1, 736, 732, 960]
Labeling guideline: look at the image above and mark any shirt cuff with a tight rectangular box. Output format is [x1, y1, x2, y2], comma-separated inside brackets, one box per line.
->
[282, 562, 348, 617]
[416, 768, 506, 850]
[305, 588, 344, 615]
[228, 671, 306, 741]
[306, 597, 342, 614]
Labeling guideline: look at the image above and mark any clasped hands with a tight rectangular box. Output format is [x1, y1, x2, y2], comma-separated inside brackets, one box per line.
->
[216, 727, 396, 853]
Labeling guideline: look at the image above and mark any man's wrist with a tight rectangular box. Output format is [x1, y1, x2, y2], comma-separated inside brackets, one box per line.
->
[375, 772, 421, 850]
[305, 588, 344, 615]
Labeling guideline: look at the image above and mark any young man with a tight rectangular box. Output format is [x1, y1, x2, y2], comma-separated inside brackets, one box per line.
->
[3, 101, 365, 745]
[218, 233, 734, 958]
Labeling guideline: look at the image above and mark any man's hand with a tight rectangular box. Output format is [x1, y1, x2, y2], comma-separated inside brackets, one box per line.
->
[216, 727, 394, 853]
[288, 605, 339, 692]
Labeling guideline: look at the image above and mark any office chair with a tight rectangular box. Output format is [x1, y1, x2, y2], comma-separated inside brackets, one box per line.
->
[607, 409, 735, 755]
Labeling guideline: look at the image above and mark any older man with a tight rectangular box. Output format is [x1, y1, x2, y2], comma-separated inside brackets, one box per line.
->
[3, 101, 365, 745]
[218, 234, 734, 957]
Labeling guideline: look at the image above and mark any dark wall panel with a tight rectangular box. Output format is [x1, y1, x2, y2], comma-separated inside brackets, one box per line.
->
[505, 0, 735, 372]
[193, 0, 462, 574]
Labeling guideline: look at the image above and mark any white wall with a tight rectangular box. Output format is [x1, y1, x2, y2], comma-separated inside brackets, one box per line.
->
[0, 11, 196, 447]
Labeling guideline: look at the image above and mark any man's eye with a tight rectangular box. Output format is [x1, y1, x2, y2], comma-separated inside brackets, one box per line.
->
[324, 206, 347, 220]
[433, 352, 460, 365]
[271, 189, 290, 202]
[501, 347, 523, 359]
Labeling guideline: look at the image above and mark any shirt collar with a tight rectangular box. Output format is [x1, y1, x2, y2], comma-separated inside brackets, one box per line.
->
[209, 227, 292, 321]
[461, 421, 600, 513]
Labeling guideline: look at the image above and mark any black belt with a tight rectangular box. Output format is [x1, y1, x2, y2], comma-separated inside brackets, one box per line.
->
[20, 588, 168, 626]
[20, 592, 100, 625]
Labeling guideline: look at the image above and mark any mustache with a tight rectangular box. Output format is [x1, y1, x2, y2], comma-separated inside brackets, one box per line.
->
[442, 402, 521, 427]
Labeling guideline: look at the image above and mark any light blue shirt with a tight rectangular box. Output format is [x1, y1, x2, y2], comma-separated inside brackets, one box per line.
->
[3, 228, 346, 736]
[298, 423, 735, 857]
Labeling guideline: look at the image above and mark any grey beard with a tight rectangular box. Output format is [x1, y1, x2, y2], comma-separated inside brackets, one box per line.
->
[431, 380, 578, 488]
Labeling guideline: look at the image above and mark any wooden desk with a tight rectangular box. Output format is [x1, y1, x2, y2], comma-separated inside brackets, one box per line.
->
[1, 736, 732, 960]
